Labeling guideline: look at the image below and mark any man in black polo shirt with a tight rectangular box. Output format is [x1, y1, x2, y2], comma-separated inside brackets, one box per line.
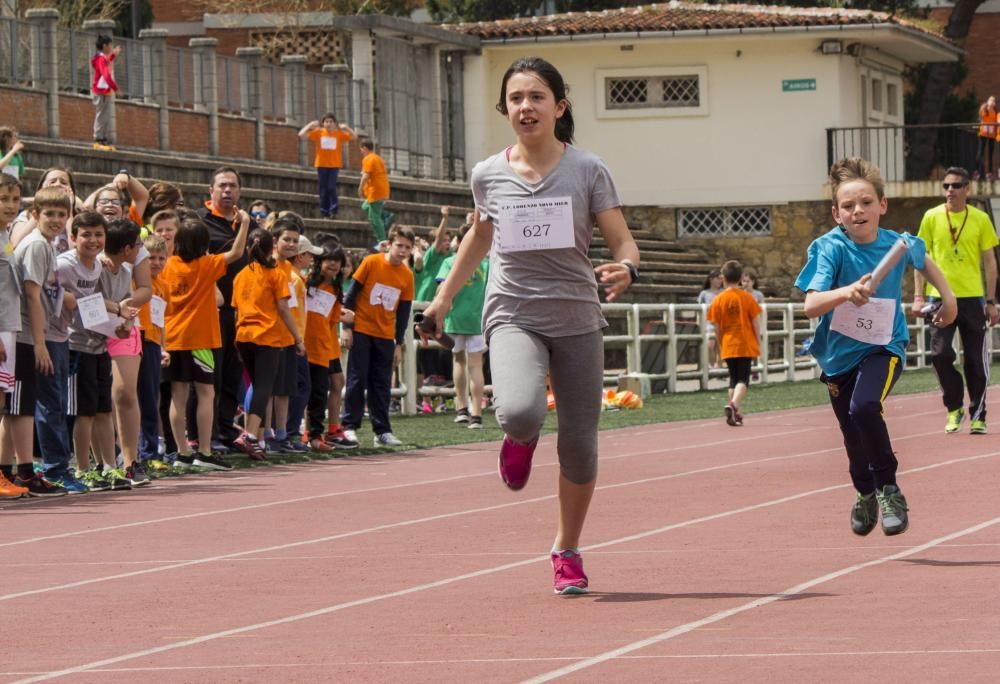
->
[195, 167, 253, 447]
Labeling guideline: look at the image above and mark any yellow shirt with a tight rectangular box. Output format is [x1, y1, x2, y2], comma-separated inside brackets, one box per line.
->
[917, 204, 999, 298]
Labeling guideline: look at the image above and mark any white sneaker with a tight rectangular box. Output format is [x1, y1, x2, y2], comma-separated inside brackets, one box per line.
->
[342, 429, 358, 444]
[374, 432, 403, 447]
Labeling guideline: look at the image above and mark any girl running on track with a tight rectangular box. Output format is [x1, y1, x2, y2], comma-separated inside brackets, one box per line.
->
[423, 56, 640, 595]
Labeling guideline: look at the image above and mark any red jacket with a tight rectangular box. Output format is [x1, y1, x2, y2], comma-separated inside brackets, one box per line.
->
[91, 52, 118, 95]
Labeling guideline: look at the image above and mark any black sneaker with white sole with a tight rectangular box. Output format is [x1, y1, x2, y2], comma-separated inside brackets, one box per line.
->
[192, 453, 233, 471]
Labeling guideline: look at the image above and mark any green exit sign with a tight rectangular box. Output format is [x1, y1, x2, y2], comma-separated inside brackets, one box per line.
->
[783, 78, 816, 92]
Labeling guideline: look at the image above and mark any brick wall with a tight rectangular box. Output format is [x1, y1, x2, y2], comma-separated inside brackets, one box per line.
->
[0, 86, 48, 136]
[117, 102, 161, 149]
[219, 115, 256, 158]
[264, 123, 300, 165]
[169, 110, 209, 154]
[930, 9, 1000, 104]
[58, 94, 95, 141]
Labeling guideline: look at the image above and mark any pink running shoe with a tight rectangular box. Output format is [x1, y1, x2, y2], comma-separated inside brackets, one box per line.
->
[551, 550, 589, 595]
[498, 435, 537, 491]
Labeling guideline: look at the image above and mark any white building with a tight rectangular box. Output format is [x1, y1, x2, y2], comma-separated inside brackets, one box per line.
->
[451, 3, 961, 210]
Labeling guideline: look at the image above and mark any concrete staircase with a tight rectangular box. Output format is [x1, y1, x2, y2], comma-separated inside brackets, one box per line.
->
[18, 137, 716, 303]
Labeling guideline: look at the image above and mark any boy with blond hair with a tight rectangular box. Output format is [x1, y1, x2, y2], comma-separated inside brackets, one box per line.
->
[6, 187, 81, 494]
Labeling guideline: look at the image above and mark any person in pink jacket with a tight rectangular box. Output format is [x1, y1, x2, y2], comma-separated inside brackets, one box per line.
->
[91, 35, 121, 147]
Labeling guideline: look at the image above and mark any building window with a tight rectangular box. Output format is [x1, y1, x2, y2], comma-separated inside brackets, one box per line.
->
[677, 206, 772, 238]
[596, 66, 708, 119]
[887, 83, 899, 117]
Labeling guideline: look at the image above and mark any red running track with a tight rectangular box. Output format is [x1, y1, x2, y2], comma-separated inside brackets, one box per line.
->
[2, 389, 1000, 683]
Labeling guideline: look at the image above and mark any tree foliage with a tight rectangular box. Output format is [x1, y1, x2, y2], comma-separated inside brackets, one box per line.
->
[427, 0, 542, 23]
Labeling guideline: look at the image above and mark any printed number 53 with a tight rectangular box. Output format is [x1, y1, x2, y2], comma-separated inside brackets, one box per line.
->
[855, 318, 873, 330]
[521, 224, 551, 238]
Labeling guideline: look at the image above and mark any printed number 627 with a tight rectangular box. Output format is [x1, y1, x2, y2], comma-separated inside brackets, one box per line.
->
[521, 224, 551, 238]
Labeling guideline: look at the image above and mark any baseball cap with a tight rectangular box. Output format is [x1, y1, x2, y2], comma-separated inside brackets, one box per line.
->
[296, 236, 324, 256]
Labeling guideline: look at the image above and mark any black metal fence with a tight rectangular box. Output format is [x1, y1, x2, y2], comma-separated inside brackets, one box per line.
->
[826, 124, 982, 181]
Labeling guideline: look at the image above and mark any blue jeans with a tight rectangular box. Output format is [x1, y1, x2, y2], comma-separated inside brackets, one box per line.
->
[138, 338, 162, 460]
[317, 167, 340, 216]
[37, 340, 72, 480]
[286, 354, 310, 435]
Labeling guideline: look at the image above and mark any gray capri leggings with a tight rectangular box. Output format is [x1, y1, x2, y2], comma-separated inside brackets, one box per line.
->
[488, 325, 604, 484]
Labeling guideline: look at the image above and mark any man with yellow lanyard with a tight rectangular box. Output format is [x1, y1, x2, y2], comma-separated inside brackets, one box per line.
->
[914, 166, 999, 434]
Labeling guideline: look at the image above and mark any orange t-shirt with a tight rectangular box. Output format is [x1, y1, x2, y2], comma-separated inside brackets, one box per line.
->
[160, 253, 227, 351]
[305, 282, 341, 366]
[361, 152, 390, 203]
[277, 261, 307, 337]
[232, 263, 294, 348]
[352, 253, 414, 341]
[307, 128, 351, 169]
[979, 106, 997, 138]
[138, 276, 167, 346]
[707, 287, 761, 359]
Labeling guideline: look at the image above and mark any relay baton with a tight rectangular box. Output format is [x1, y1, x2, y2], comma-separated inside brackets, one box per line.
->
[869, 237, 909, 290]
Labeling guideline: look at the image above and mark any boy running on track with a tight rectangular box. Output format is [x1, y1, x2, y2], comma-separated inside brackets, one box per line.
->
[423, 56, 640, 595]
[708, 260, 761, 426]
[796, 157, 956, 537]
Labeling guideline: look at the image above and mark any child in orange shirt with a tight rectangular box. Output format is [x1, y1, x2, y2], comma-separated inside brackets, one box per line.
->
[137, 234, 170, 471]
[341, 226, 415, 447]
[707, 260, 762, 426]
[161, 212, 249, 470]
[231, 229, 305, 460]
[298, 114, 355, 218]
[263, 216, 310, 453]
[303, 246, 354, 451]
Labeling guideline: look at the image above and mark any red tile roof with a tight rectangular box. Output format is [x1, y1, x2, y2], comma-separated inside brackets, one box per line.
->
[446, 2, 944, 41]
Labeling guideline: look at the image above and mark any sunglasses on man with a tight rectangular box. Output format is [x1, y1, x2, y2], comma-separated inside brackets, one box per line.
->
[942, 182, 968, 190]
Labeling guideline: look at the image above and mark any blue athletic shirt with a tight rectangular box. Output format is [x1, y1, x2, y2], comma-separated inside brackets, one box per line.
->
[795, 227, 926, 377]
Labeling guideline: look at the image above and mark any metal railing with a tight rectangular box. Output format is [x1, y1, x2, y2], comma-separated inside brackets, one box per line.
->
[387, 301, 998, 415]
[0, 16, 34, 86]
[826, 123, 981, 182]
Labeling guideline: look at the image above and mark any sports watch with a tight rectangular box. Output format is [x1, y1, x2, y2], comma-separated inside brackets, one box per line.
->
[621, 259, 640, 285]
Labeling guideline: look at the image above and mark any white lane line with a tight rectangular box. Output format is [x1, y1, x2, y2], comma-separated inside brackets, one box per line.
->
[521, 515, 1000, 683]
[0, 426, 961, 601]
[0, 433, 853, 603]
[11, 449, 1000, 683]
[5, 647, 999, 675]
[0, 425, 819, 548]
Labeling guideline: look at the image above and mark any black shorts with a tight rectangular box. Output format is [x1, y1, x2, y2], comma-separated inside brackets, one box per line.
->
[273, 346, 297, 397]
[725, 357, 753, 388]
[328, 357, 343, 375]
[164, 349, 216, 385]
[6, 342, 37, 416]
[69, 351, 113, 417]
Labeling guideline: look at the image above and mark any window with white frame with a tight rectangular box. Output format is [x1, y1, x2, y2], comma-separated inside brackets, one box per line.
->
[677, 206, 772, 238]
[596, 66, 708, 119]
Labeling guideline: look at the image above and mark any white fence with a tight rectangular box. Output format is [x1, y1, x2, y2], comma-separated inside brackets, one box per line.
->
[389, 301, 996, 415]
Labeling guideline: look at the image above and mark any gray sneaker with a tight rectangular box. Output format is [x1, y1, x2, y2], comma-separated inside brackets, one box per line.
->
[850, 491, 878, 536]
[374, 432, 403, 447]
[876, 485, 909, 536]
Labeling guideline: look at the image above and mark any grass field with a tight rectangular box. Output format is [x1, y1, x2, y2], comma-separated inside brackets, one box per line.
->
[212, 363, 991, 470]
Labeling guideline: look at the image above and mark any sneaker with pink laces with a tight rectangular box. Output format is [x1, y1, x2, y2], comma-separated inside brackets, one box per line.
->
[551, 549, 589, 595]
[498, 435, 537, 490]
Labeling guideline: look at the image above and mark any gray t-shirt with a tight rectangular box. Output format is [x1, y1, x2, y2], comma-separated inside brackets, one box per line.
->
[0, 230, 22, 334]
[470, 145, 621, 341]
[57, 250, 105, 354]
[98, 261, 133, 306]
[14, 229, 67, 344]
